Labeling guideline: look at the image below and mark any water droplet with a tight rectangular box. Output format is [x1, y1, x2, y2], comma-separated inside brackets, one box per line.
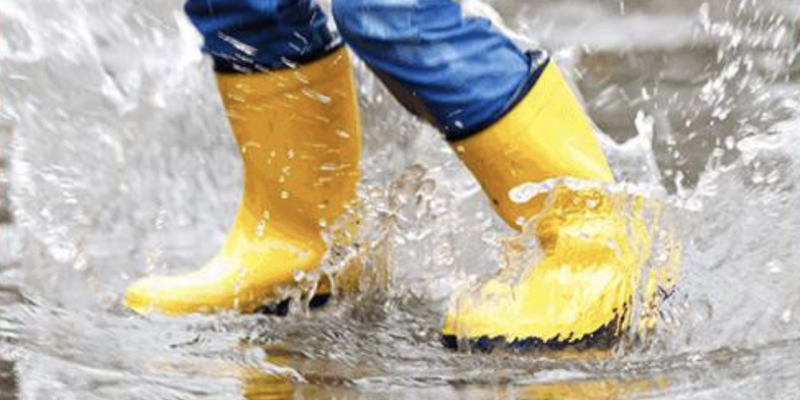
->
[509, 182, 547, 204]
[73, 251, 88, 271]
[255, 219, 266, 237]
[302, 88, 331, 104]
[766, 169, 780, 184]
[641, 87, 650, 100]
[767, 260, 783, 274]
[293, 270, 306, 282]
[781, 308, 792, 324]
[725, 135, 736, 149]
[218, 32, 258, 56]
[281, 191, 290, 199]
[752, 170, 764, 184]
[320, 163, 339, 172]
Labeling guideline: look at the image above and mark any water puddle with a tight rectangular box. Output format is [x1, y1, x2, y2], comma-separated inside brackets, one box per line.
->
[1, 0, 799, 398]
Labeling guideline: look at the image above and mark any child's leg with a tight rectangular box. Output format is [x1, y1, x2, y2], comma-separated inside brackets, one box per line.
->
[126, 0, 363, 315]
[185, 0, 339, 71]
[331, 0, 543, 140]
[332, 0, 650, 349]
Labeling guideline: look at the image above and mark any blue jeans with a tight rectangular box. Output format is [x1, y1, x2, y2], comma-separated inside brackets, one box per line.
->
[185, 0, 546, 140]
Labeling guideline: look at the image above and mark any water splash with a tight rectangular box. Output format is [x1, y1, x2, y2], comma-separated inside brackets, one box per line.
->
[1, 0, 799, 398]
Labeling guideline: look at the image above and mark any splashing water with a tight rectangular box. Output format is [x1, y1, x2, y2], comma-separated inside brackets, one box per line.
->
[1, 0, 799, 399]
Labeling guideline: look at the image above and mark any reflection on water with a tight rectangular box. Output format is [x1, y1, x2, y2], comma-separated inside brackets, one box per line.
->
[0, 359, 18, 400]
[238, 336, 800, 399]
[1, 0, 799, 398]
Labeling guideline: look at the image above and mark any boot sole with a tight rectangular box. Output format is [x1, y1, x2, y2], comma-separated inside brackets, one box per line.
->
[440, 319, 620, 353]
[256, 293, 332, 316]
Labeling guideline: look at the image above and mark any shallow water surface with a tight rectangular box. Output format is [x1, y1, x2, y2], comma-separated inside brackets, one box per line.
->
[1, 0, 799, 399]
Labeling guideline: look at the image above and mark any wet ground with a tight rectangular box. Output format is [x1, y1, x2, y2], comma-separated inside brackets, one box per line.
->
[1, 0, 799, 399]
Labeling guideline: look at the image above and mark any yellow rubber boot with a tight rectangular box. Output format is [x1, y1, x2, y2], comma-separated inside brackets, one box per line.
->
[125, 48, 362, 315]
[442, 62, 653, 349]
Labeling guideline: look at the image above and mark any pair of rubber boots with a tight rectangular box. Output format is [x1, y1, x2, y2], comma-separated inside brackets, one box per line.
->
[125, 48, 652, 348]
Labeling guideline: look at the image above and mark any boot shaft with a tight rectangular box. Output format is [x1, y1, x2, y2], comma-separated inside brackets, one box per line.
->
[215, 48, 362, 233]
[451, 62, 614, 231]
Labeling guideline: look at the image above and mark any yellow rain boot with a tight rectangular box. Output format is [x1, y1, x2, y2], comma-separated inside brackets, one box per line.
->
[125, 47, 362, 315]
[441, 61, 654, 349]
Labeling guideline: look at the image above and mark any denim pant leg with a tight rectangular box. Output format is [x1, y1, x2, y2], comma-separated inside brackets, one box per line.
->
[331, 0, 547, 140]
[185, 0, 340, 72]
